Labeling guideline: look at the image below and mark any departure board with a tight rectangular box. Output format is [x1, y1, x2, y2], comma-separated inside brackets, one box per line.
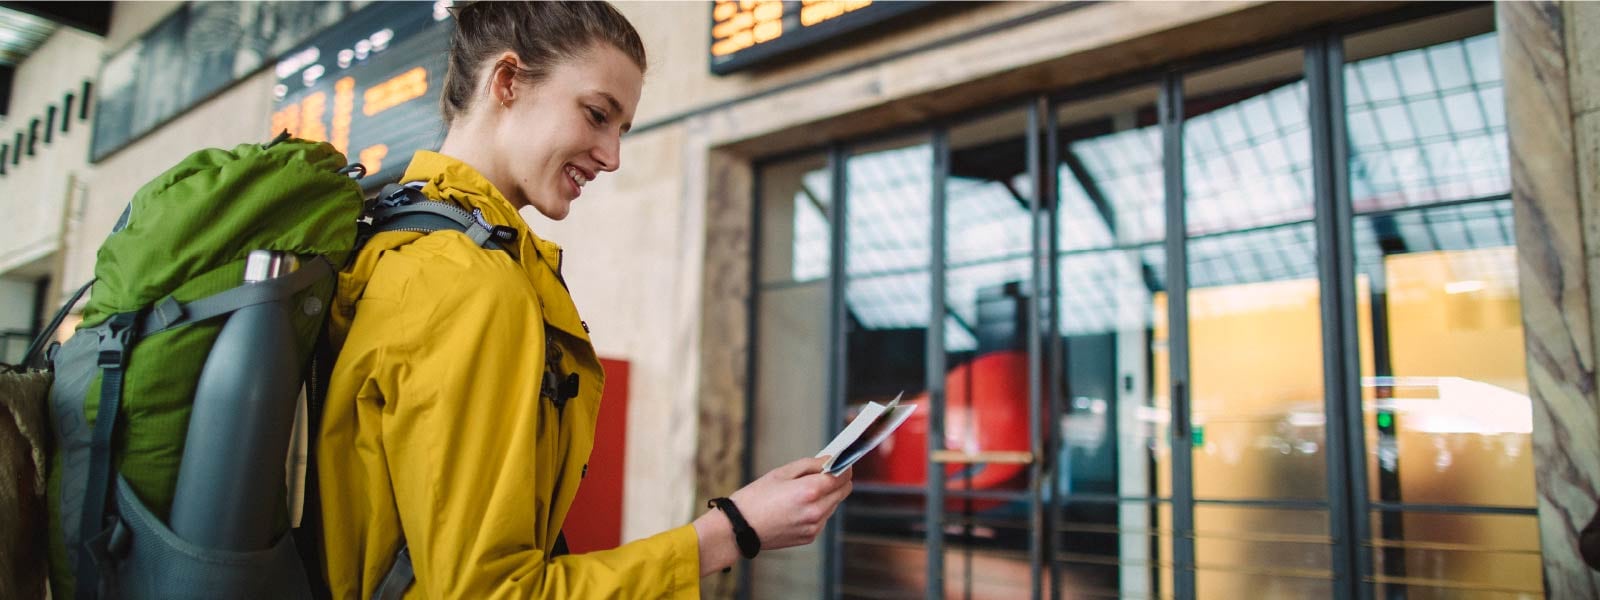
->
[710, 0, 933, 75]
[271, 1, 453, 189]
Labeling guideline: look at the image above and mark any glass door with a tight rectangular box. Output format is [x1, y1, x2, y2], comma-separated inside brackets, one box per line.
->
[1045, 83, 1175, 600]
[749, 9, 1542, 600]
[1176, 48, 1338, 598]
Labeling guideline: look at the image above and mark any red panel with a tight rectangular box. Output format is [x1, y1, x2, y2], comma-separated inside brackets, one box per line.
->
[565, 357, 629, 553]
[854, 350, 1035, 511]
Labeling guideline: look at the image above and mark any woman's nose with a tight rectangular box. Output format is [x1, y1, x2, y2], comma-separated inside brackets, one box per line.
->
[593, 135, 621, 172]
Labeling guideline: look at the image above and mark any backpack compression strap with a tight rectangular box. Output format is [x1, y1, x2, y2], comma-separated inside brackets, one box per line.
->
[76, 310, 139, 600]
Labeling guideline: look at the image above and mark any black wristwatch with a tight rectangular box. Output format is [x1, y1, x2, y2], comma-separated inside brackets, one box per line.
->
[707, 497, 761, 564]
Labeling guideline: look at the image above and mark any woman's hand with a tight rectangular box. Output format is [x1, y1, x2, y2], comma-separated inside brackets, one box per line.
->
[732, 456, 853, 550]
[694, 456, 853, 575]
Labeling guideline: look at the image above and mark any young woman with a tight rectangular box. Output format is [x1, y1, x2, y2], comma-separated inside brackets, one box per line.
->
[315, 3, 852, 598]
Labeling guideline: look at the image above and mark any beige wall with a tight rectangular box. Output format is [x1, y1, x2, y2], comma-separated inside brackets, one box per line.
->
[0, 27, 103, 279]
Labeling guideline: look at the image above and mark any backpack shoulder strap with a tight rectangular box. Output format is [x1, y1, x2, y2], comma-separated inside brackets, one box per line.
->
[4, 278, 95, 373]
[362, 184, 516, 256]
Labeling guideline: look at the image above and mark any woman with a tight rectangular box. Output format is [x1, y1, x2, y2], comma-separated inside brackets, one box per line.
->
[316, 3, 852, 598]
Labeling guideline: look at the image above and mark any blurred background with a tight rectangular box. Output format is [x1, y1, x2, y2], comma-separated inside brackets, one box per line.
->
[1, 1, 1596, 599]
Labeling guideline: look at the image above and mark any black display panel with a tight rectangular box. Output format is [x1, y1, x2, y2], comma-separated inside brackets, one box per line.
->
[271, 1, 452, 189]
[710, 0, 933, 75]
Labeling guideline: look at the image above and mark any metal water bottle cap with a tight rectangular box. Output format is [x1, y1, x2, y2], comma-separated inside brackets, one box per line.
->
[243, 250, 299, 283]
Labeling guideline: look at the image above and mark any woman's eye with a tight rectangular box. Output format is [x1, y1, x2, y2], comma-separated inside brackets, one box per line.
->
[587, 107, 607, 125]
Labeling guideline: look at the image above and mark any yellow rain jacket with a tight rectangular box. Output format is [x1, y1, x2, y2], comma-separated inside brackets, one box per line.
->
[316, 151, 700, 599]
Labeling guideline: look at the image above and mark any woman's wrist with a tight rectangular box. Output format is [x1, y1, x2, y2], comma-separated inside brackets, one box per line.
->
[692, 510, 739, 577]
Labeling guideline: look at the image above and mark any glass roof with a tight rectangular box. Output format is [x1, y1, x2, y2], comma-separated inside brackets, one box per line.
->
[946, 175, 1031, 266]
[789, 168, 832, 282]
[1184, 80, 1314, 235]
[1066, 125, 1164, 244]
[845, 143, 933, 278]
[1056, 250, 1160, 336]
[840, 143, 933, 333]
[772, 31, 1510, 343]
[1345, 32, 1508, 210]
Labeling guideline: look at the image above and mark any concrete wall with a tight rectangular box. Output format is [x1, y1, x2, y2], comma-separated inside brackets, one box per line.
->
[0, 27, 103, 278]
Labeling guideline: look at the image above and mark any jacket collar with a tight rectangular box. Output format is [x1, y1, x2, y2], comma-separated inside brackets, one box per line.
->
[399, 151, 590, 343]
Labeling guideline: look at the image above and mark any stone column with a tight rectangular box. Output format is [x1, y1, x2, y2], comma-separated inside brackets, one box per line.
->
[1500, 1, 1600, 595]
[696, 140, 756, 600]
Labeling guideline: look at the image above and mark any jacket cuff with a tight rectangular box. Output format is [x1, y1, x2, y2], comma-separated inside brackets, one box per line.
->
[662, 524, 701, 598]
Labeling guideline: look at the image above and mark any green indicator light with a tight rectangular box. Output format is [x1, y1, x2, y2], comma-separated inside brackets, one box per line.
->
[1191, 425, 1205, 447]
[1377, 412, 1393, 429]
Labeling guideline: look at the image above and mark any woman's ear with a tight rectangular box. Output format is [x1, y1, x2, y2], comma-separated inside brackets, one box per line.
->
[489, 52, 521, 108]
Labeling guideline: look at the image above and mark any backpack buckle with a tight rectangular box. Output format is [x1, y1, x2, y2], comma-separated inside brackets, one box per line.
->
[97, 313, 137, 368]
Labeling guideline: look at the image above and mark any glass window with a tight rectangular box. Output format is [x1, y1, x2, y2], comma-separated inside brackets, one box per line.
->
[1193, 506, 1333, 597]
[838, 135, 935, 598]
[752, 152, 832, 599]
[1344, 9, 1509, 212]
[749, 8, 1540, 600]
[758, 155, 832, 286]
[938, 108, 1037, 598]
[1051, 84, 1175, 600]
[1177, 47, 1335, 599]
[1368, 511, 1543, 598]
[1180, 49, 1327, 505]
[1344, 7, 1541, 597]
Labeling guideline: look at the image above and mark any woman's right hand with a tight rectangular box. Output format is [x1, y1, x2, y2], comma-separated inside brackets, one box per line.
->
[694, 456, 853, 576]
[728, 456, 853, 551]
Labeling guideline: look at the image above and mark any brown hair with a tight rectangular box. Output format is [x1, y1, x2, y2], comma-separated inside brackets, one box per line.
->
[441, 1, 647, 126]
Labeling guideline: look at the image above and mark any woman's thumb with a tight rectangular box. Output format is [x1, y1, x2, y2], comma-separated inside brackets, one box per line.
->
[783, 456, 829, 478]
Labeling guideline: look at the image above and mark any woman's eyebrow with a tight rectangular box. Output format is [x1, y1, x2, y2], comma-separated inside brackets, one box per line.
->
[596, 92, 624, 115]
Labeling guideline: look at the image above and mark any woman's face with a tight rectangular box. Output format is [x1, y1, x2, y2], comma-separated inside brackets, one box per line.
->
[492, 44, 642, 220]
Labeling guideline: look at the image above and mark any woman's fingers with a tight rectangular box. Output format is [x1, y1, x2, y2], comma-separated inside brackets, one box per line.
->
[778, 456, 828, 480]
[818, 477, 852, 509]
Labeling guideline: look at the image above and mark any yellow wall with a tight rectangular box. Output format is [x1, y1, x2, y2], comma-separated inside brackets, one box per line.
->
[1378, 247, 1539, 597]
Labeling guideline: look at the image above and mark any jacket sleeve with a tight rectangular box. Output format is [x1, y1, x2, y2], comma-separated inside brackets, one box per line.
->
[369, 235, 701, 599]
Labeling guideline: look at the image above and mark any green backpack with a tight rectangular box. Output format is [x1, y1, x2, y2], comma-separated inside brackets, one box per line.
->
[32, 133, 513, 600]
